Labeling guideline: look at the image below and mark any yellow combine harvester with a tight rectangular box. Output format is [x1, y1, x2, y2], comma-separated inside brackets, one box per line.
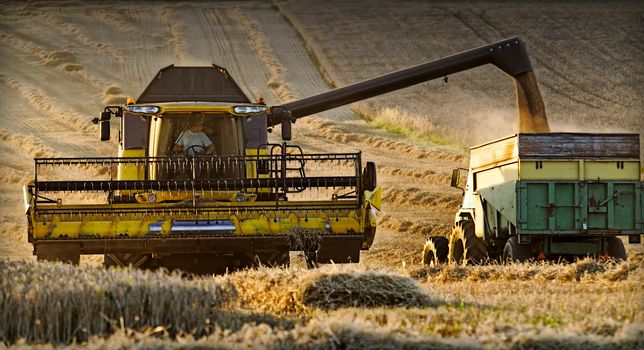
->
[25, 37, 550, 273]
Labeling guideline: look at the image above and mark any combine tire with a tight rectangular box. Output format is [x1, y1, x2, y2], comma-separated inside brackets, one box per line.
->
[606, 237, 627, 261]
[37, 253, 80, 265]
[104, 254, 152, 269]
[422, 236, 449, 265]
[448, 221, 488, 265]
[254, 250, 291, 267]
[502, 236, 532, 263]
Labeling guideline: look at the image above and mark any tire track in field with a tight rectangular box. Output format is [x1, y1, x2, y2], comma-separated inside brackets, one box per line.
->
[38, 13, 126, 62]
[0, 128, 62, 159]
[0, 127, 110, 185]
[229, 7, 298, 103]
[0, 74, 119, 155]
[379, 166, 451, 186]
[383, 187, 461, 211]
[197, 7, 272, 102]
[378, 214, 452, 238]
[528, 12, 637, 108]
[0, 144, 32, 185]
[91, 10, 139, 33]
[157, 7, 188, 64]
[0, 74, 95, 134]
[473, 9, 617, 109]
[0, 33, 119, 97]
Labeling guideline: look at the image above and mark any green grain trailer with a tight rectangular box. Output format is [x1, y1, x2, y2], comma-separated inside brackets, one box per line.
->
[424, 133, 642, 264]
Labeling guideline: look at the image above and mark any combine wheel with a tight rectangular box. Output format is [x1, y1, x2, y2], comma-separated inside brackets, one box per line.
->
[606, 237, 627, 261]
[104, 254, 152, 269]
[36, 244, 80, 265]
[448, 221, 488, 265]
[253, 250, 291, 267]
[37, 253, 80, 265]
[304, 250, 319, 269]
[502, 236, 532, 263]
[422, 236, 448, 265]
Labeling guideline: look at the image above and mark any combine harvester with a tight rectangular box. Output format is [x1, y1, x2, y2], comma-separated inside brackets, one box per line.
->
[25, 36, 637, 273]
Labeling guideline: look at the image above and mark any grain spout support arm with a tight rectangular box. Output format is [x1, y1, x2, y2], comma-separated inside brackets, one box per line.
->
[269, 36, 548, 133]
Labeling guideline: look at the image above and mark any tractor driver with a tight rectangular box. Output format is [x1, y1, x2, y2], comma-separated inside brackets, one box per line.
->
[173, 114, 215, 155]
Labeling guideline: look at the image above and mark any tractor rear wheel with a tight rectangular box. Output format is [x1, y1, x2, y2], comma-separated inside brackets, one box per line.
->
[448, 221, 488, 265]
[606, 237, 627, 261]
[422, 236, 449, 265]
[502, 236, 532, 263]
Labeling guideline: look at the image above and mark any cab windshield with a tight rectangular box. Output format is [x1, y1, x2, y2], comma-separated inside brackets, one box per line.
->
[151, 112, 245, 180]
[156, 113, 243, 157]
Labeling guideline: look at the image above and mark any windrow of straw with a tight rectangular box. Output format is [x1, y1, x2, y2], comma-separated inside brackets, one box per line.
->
[222, 265, 437, 316]
[0, 260, 236, 344]
[409, 258, 643, 283]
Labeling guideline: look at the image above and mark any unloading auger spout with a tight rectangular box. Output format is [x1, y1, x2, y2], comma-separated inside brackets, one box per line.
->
[269, 36, 549, 133]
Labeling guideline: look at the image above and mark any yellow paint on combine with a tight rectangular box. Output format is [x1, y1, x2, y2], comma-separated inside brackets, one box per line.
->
[33, 204, 366, 239]
[134, 191, 257, 203]
[117, 149, 146, 180]
[244, 148, 271, 194]
[365, 187, 382, 210]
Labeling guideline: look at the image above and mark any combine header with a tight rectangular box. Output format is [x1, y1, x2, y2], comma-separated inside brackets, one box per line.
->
[26, 37, 557, 273]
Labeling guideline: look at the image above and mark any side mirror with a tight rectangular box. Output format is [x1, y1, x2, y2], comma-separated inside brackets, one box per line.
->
[100, 120, 110, 141]
[362, 161, 377, 191]
[281, 119, 292, 141]
[450, 169, 461, 188]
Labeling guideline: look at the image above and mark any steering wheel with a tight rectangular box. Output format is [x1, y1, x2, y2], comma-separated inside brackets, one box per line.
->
[185, 144, 207, 156]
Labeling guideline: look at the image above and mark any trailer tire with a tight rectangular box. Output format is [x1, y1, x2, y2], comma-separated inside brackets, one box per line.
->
[423, 236, 449, 265]
[606, 237, 627, 261]
[502, 236, 532, 263]
[449, 221, 487, 265]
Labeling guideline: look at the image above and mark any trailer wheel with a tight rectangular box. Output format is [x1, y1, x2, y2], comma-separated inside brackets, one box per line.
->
[422, 236, 449, 265]
[502, 236, 532, 263]
[448, 221, 488, 265]
[606, 237, 627, 261]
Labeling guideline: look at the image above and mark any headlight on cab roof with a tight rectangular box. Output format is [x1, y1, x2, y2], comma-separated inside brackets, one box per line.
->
[125, 105, 160, 114]
[233, 105, 267, 114]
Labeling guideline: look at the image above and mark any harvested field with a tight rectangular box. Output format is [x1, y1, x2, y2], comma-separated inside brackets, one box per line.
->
[0, 0, 642, 349]
[2, 258, 643, 349]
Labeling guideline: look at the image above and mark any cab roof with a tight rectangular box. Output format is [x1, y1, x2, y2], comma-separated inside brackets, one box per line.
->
[137, 65, 251, 104]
